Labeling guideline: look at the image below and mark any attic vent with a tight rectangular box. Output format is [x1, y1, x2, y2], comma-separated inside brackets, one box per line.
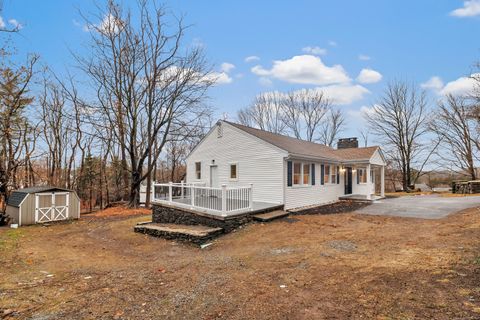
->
[217, 123, 223, 138]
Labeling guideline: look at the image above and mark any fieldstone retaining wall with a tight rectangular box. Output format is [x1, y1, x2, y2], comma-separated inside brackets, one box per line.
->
[152, 203, 253, 233]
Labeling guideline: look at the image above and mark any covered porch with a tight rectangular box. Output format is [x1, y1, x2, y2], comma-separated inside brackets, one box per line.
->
[340, 161, 385, 200]
[152, 182, 282, 217]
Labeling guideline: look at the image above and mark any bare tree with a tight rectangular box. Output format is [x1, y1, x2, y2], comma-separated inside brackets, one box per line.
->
[282, 89, 331, 141]
[237, 92, 286, 134]
[317, 108, 345, 146]
[365, 81, 434, 191]
[359, 128, 370, 147]
[77, 0, 214, 207]
[0, 54, 38, 211]
[431, 94, 479, 180]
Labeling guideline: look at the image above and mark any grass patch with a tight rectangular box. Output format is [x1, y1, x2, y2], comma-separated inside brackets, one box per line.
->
[474, 257, 480, 265]
[0, 229, 23, 251]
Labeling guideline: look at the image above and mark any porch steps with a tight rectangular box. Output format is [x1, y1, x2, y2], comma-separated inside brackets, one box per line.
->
[253, 210, 289, 222]
[134, 223, 224, 244]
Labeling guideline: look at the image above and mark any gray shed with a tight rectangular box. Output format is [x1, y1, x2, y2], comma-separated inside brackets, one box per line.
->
[6, 187, 80, 226]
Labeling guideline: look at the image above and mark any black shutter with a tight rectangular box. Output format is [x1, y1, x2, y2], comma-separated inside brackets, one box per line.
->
[311, 164, 315, 185]
[320, 164, 324, 185]
[357, 169, 360, 184]
[337, 166, 340, 184]
[287, 161, 292, 187]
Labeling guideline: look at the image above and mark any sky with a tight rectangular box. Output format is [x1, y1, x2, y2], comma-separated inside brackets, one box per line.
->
[1, 0, 480, 140]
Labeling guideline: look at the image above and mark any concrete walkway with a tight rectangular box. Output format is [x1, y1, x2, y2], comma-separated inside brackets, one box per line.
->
[355, 194, 480, 219]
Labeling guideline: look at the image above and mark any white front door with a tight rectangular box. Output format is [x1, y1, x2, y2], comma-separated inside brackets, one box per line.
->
[210, 166, 219, 188]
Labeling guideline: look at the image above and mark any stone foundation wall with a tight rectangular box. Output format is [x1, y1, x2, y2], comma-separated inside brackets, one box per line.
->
[152, 204, 253, 233]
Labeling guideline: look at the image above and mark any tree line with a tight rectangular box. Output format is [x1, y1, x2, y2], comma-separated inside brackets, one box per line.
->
[1, 0, 479, 220]
[237, 80, 480, 192]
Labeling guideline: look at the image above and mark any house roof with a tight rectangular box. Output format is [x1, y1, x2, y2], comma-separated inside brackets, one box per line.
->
[224, 121, 380, 162]
[6, 186, 73, 207]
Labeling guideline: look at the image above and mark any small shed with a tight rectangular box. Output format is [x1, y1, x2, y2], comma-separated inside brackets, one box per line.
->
[6, 186, 80, 226]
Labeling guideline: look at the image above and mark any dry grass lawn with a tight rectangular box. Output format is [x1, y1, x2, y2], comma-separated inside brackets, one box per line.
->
[1, 205, 480, 319]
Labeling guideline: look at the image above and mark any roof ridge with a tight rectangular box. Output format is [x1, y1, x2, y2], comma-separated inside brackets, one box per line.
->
[223, 120, 335, 151]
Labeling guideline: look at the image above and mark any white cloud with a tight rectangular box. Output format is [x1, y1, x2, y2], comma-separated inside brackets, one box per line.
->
[328, 40, 337, 47]
[302, 46, 327, 55]
[441, 74, 478, 96]
[220, 62, 235, 73]
[84, 14, 122, 34]
[347, 105, 376, 121]
[205, 72, 233, 85]
[258, 77, 273, 87]
[251, 55, 350, 86]
[356, 68, 383, 84]
[318, 84, 370, 105]
[421, 74, 478, 96]
[8, 19, 22, 30]
[421, 76, 444, 92]
[358, 54, 371, 61]
[245, 55, 260, 63]
[0, 16, 5, 29]
[450, 0, 480, 17]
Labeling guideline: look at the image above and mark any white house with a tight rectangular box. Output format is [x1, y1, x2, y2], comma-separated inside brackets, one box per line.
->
[181, 120, 386, 211]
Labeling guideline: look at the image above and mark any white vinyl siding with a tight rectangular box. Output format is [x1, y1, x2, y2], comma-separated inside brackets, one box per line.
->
[285, 161, 344, 210]
[186, 123, 287, 204]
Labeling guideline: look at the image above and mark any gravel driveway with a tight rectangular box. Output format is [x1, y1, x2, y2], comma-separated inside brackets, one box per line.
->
[356, 194, 480, 219]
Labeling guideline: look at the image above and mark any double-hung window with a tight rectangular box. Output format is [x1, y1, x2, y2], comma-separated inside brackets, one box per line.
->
[195, 162, 201, 180]
[358, 168, 367, 183]
[292, 162, 312, 186]
[330, 165, 337, 183]
[303, 163, 310, 185]
[324, 165, 330, 184]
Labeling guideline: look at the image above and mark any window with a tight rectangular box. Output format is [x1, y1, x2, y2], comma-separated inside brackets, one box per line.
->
[290, 162, 312, 186]
[370, 169, 374, 183]
[330, 165, 337, 184]
[195, 162, 201, 179]
[303, 163, 310, 185]
[358, 168, 367, 183]
[324, 165, 330, 184]
[293, 162, 301, 185]
[230, 163, 238, 180]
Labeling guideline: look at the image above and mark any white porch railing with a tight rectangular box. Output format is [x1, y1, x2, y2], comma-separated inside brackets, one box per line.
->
[153, 182, 253, 216]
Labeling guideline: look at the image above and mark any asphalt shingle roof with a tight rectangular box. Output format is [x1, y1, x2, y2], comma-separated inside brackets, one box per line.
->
[6, 186, 72, 207]
[225, 121, 379, 162]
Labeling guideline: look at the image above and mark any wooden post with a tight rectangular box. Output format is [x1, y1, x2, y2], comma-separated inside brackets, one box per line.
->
[249, 183, 254, 210]
[366, 164, 371, 200]
[191, 185, 195, 207]
[180, 180, 184, 199]
[381, 166, 385, 198]
[221, 184, 227, 215]
[168, 182, 173, 203]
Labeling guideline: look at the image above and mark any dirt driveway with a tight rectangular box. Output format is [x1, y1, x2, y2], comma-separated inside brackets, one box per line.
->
[1, 206, 480, 319]
[356, 194, 480, 219]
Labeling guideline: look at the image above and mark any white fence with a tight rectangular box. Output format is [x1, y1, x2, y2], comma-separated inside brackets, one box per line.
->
[153, 182, 253, 216]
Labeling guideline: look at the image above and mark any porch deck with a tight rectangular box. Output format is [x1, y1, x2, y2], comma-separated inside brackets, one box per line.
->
[153, 197, 282, 217]
[339, 194, 384, 202]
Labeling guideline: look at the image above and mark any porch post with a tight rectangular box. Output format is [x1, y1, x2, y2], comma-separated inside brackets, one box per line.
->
[191, 185, 195, 207]
[249, 183, 253, 210]
[366, 164, 371, 200]
[168, 182, 173, 203]
[221, 184, 227, 215]
[381, 166, 385, 198]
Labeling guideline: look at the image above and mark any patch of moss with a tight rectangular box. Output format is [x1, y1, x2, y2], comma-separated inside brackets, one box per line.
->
[0, 229, 23, 250]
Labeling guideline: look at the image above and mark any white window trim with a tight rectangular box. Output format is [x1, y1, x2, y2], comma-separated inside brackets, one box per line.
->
[229, 162, 239, 181]
[358, 168, 367, 184]
[195, 161, 202, 180]
[291, 161, 312, 188]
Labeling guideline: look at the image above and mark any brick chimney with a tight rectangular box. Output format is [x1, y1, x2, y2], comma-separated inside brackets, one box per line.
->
[337, 137, 358, 149]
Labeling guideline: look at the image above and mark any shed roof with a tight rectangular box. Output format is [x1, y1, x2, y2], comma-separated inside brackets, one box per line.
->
[224, 121, 380, 162]
[6, 186, 73, 207]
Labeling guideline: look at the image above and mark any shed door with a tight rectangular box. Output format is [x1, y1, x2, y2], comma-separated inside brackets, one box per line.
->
[35, 192, 70, 223]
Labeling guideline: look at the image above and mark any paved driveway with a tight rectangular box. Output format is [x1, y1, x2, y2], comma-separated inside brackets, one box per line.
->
[356, 195, 480, 219]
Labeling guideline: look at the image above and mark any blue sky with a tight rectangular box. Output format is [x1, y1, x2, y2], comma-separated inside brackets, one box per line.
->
[1, 0, 480, 138]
